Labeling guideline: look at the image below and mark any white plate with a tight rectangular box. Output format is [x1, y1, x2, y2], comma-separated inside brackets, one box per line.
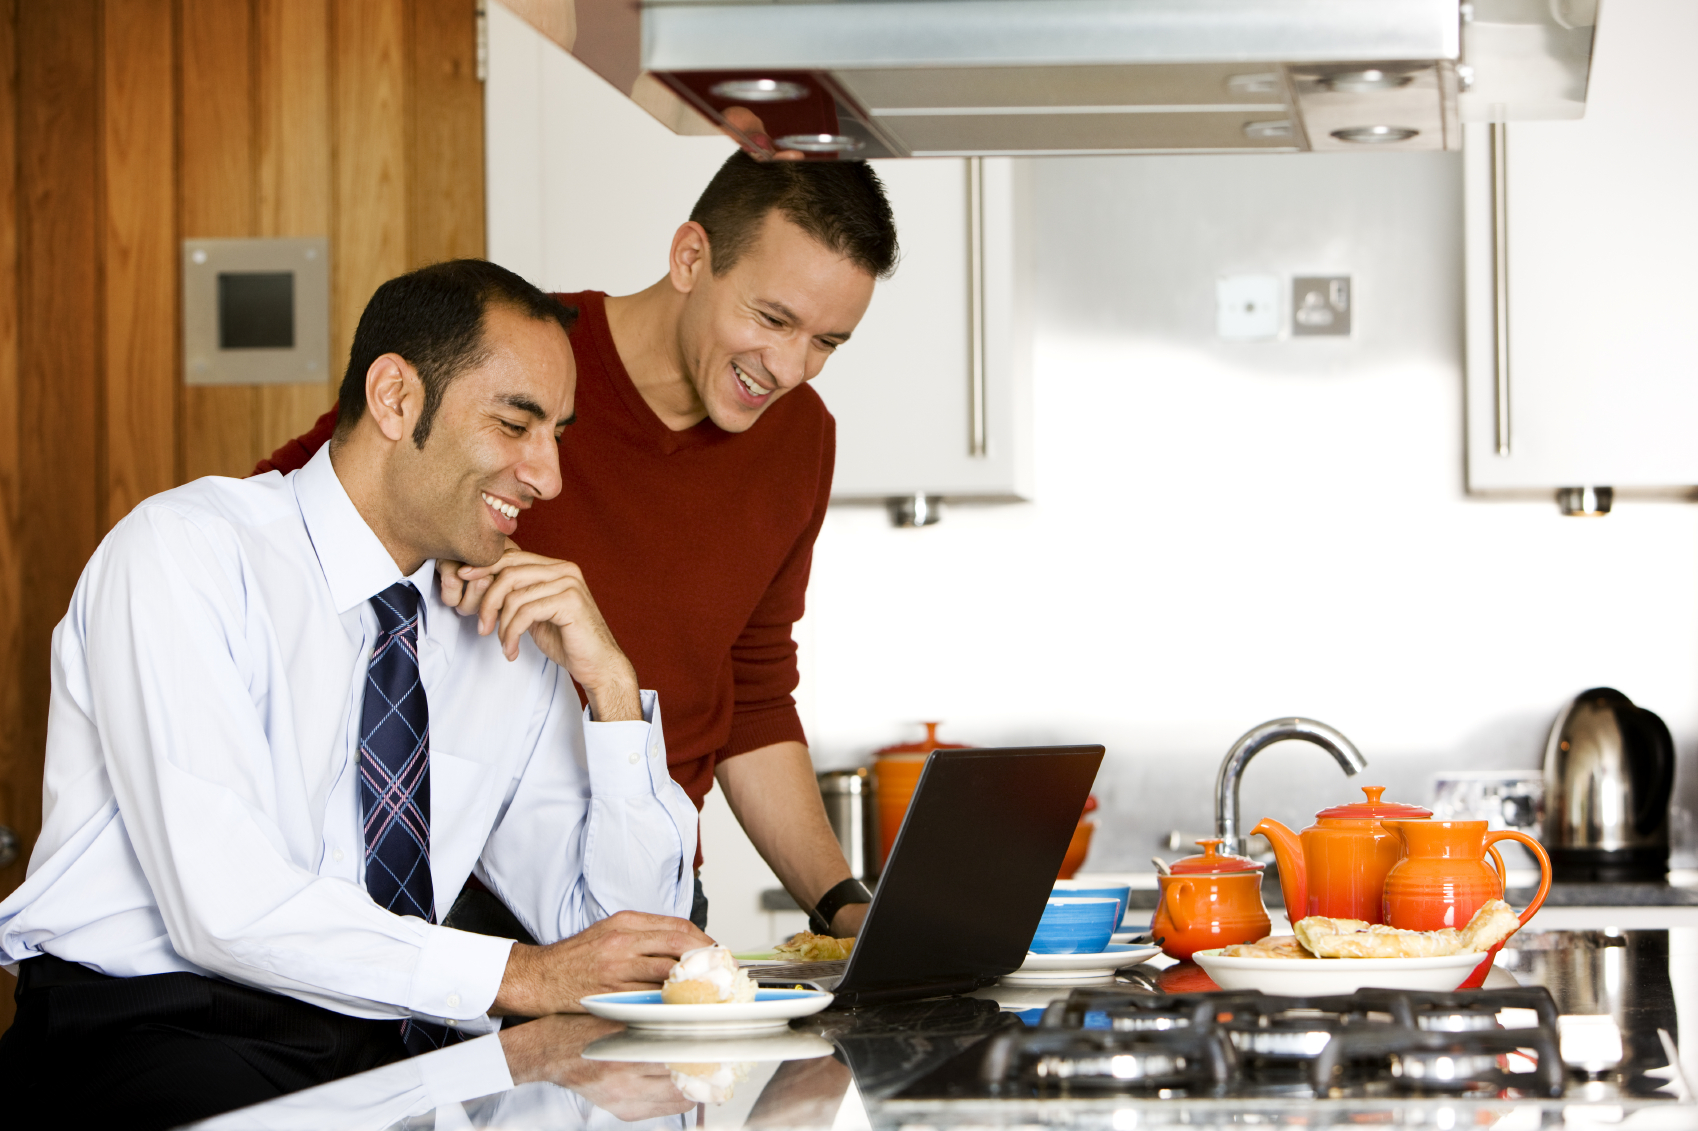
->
[580, 989, 834, 1033]
[1000, 943, 1161, 985]
[1192, 949, 1489, 996]
[582, 1030, 835, 1063]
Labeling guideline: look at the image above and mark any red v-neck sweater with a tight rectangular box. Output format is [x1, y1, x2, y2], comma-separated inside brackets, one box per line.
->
[255, 292, 835, 864]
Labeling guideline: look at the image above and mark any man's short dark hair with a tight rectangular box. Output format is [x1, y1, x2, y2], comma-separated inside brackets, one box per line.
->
[689, 151, 898, 280]
[335, 259, 577, 447]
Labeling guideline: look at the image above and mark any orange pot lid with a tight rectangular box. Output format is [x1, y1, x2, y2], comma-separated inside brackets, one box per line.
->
[874, 721, 971, 757]
[1315, 785, 1433, 820]
[1169, 838, 1264, 875]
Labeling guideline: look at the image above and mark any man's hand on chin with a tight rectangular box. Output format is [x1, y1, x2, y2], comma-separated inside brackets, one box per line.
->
[443, 543, 642, 722]
[491, 909, 713, 1018]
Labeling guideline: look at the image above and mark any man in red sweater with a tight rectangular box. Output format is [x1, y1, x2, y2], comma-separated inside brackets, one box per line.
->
[258, 152, 897, 940]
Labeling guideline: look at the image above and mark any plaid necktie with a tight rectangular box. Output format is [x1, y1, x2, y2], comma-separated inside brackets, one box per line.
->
[359, 580, 463, 1052]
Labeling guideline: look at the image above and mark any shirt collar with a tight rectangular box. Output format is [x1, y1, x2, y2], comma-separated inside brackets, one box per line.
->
[295, 445, 414, 615]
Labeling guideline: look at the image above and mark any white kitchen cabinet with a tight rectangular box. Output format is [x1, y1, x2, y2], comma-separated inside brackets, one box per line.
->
[484, 4, 1033, 504]
[811, 158, 1034, 503]
[1463, 0, 1698, 491]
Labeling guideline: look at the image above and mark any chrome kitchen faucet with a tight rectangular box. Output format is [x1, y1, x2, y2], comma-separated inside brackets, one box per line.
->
[1215, 718, 1367, 857]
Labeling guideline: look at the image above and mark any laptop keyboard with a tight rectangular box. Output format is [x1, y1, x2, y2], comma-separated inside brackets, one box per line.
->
[746, 959, 847, 982]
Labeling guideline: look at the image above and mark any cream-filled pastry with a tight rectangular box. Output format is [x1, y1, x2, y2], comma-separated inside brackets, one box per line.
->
[669, 1061, 752, 1104]
[661, 945, 758, 1004]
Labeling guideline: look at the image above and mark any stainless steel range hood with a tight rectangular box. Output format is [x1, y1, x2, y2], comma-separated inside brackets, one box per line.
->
[541, 0, 1598, 158]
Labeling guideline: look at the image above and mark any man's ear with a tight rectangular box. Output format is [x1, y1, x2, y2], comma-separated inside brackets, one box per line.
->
[365, 353, 419, 444]
[668, 221, 712, 294]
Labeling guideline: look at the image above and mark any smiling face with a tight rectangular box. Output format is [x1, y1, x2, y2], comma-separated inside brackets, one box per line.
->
[385, 304, 576, 569]
[675, 210, 876, 434]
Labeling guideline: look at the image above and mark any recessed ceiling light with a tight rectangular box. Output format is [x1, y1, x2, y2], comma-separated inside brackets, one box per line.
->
[708, 78, 810, 103]
[1331, 125, 1419, 144]
[1321, 69, 1416, 93]
[775, 133, 864, 153]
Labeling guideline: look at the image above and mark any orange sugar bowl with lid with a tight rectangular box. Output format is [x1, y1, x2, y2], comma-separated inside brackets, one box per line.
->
[1151, 838, 1271, 962]
[1252, 786, 1432, 924]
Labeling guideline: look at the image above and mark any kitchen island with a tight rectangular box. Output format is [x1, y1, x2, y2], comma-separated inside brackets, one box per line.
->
[188, 928, 1698, 1130]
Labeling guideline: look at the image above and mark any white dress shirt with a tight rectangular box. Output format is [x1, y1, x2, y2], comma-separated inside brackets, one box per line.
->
[0, 446, 697, 1025]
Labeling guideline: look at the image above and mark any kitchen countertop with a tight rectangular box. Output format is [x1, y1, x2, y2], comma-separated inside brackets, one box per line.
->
[187, 927, 1698, 1130]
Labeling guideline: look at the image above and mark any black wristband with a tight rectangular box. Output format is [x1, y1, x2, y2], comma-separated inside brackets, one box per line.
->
[808, 877, 872, 935]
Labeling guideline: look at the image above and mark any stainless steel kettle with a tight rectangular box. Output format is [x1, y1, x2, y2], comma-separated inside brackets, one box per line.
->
[1543, 687, 1675, 882]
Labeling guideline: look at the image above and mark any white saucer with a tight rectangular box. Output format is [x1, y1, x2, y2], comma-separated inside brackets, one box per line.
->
[580, 989, 834, 1033]
[582, 1029, 835, 1063]
[1000, 943, 1161, 985]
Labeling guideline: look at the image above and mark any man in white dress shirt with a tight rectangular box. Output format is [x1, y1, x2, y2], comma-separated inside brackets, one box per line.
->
[0, 260, 711, 1127]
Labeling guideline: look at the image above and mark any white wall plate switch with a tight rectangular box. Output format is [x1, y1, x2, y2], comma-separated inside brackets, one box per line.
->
[1216, 274, 1281, 341]
[1293, 275, 1351, 336]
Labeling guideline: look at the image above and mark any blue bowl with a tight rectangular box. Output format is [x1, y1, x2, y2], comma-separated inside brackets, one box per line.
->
[1030, 896, 1120, 954]
[1052, 881, 1132, 931]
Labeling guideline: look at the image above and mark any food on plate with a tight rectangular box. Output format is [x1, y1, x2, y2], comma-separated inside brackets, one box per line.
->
[1220, 935, 1316, 959]
[1291, 899, 1521, 959]
[668, 1061, 752, 1104]
[773, 931, 856, 962]
[661, 945, 758, 1004]
[1219, 901, 1523, 960]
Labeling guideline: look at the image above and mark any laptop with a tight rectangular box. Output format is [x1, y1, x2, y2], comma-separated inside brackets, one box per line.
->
[750, 744, 1104, 1006]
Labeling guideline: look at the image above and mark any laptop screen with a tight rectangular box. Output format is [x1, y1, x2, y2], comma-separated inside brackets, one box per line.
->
[838, 745, 1104, 997]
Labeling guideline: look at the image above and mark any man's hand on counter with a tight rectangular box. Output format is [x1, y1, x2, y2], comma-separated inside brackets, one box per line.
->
[491, 909, 713, 1017]
[442, 544, 642, 722]
[830, 901, 869, 938]
[500, 1014, 695, 1120]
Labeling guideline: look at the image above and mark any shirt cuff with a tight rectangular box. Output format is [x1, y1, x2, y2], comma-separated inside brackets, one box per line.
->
[410, 925, 515, 1021]
[583, 690, 669, 799]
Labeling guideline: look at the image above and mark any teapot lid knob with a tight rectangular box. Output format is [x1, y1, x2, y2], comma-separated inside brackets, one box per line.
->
[1362, 786, 1386, 804]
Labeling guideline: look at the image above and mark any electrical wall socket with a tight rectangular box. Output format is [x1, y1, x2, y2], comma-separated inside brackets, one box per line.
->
[1216, 275, 1282, 341]
[1292, 276, 1351, 336]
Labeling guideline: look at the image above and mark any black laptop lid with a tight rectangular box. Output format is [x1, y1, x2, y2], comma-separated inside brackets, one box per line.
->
[837, 744, 1104, 997]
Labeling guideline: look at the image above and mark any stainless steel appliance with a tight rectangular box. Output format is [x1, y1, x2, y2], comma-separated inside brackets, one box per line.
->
[819, 767, 880, 881]
[542, 0, 1599, 158]
[1543, 688, 1675, 883]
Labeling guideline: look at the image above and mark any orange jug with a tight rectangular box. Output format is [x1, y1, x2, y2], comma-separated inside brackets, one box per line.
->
[1381, 819, 1552, 989]
[1252, 787, 1432, 923]
[1151, 839, 1271, 961]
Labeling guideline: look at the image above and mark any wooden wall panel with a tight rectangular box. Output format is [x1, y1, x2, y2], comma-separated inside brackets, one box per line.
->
[103, 0, 178, 522]
[255, 0, 337, 455]
[333, 0, 410, 380]
[410, 0, 486, 267]
[0, 0, 22, 986]
[180, 0, 259, 481]
[13, 1, 101, 911]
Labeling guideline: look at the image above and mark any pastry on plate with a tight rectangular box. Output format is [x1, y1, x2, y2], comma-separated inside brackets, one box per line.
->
[1293, 899, 1520, 959]
[773, 931, 856, 962]
[1220, 935, 1316, 959]
[661, 945, 758, 1004]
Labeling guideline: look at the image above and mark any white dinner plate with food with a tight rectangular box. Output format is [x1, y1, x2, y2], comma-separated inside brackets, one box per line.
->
[582, 1029, 835, 1063]
[580, 988, 834, 1033]
[1192, 948, 1488, 996]
[1000, 943, 1161, 985]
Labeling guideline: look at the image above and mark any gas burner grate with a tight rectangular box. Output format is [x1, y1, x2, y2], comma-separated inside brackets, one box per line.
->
[900, 986, 1567, 1101]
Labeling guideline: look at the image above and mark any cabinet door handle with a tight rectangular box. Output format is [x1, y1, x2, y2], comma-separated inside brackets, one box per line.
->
[1491, 121, 1512, 457]
[966, 157, 988, 458]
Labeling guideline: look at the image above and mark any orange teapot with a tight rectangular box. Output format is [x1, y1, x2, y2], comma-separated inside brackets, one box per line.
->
[1253, 787, 1432, 923]
[1151, 839, 1271, 961]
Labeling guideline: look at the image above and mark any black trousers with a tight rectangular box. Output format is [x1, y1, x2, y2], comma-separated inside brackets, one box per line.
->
[0, 954, 406, 1130]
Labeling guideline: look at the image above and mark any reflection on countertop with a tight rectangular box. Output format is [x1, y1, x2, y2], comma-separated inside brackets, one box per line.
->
[187, 929, 1698, 1131]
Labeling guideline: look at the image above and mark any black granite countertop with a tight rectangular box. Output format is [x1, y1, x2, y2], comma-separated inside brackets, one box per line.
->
[186, 928, 1698, 1130]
